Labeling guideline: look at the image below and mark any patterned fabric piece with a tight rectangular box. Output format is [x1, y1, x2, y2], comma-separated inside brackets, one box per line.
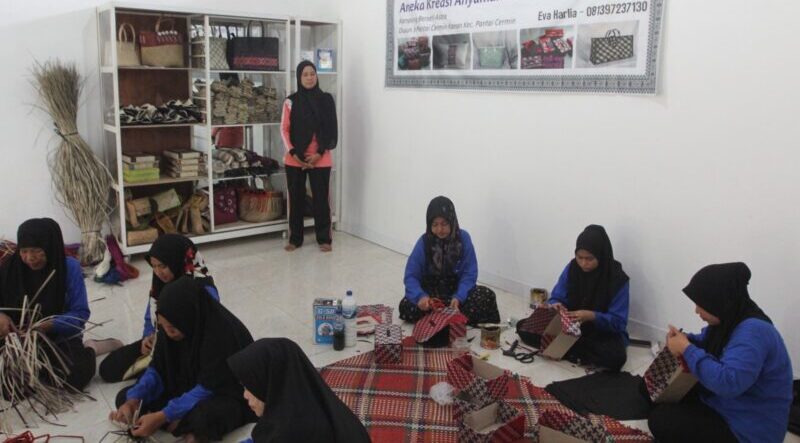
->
[590, 33, 634, 65]
[319, 340, 653, 442]
[357, 304, 394, 336]
[412, 307, 468, 344]
[447, 354, 510, 406]
[374, 324, 403, 364]
[643, 346, 689, 401]
[559, 308, 582, 337]
[457, 401, 526, 443]
[518, 305, 581, 342]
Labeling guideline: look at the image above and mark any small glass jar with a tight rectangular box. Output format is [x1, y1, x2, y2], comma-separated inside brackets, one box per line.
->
[530, 288, 549, 308]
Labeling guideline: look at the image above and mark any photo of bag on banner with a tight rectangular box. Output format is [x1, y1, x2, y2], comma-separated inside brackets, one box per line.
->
[576, 21, 639, 69]
[397, 36, 431, 71]
[520, 27, 574, 70]
[227, 21, 280, 71]
[433, 33, 470, 70]
[472, 30, 518, 70]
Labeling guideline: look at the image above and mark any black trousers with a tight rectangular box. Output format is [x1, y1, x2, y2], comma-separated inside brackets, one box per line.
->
[99, 339, 144, 382]
[648, 391, 738, 442]
[286, 166, 332, 247]
[115, 385, 256, 441]
[53, 338, 96, 391]
[398, 285, 500, 326]
[564, 331, 628, 372]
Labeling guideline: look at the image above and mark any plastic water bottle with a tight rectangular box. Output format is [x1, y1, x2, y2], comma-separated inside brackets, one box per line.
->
[342, 290, 356, 318]
[333, 301, 345, 351]
[342, 290, 357, 347]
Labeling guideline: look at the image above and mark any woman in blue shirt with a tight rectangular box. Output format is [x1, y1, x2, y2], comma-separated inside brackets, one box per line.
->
[109, 276, 255, 442]
[0, 218, 95, 389]
[399, 196, 499, 326]
[649, 262, 793, 443]
[98, 234, 218, 382]
[526, 224, 630, 371]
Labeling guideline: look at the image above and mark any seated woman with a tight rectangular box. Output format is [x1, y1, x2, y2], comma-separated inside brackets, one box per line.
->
[648, 262, 793, 443]
[109, 277, 255, 442]
[399, 196, 499, 326]
[228, 338, 371, 443]
[541, 224, 630, 371]
[98, 234, 218, 383]
[0, 218, 98, 390]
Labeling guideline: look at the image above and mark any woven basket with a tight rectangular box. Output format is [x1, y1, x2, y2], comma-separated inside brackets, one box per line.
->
[238, 189, 284, 222]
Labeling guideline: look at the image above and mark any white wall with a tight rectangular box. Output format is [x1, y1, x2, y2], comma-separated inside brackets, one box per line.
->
[0, 0, 339, 243]
[338, 0, 800, 374]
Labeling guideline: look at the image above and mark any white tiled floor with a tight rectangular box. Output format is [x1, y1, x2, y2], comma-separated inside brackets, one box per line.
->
[3, 232, 798, 442]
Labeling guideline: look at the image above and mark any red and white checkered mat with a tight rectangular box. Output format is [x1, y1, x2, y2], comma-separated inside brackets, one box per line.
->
[319, 339, 652, 442]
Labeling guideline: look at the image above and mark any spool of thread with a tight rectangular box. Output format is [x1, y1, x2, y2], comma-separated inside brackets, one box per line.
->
[480, 326, 501, 350]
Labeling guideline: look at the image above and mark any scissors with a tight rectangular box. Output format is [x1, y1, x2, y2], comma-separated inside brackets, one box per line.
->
[502, 339, 537, 364]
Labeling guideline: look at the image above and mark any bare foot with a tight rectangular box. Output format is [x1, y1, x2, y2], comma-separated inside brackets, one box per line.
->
[319, 244, 332, 252]
[284, 244, 298, 252]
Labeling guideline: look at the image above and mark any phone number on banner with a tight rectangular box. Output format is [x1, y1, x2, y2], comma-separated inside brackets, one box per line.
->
[586, 1, 648, 16]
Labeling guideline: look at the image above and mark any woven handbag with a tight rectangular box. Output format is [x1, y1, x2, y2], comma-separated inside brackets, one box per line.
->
[238, 187, 284, 222]
[140, 17, 185, 68]
[117, 23, 140, 67]
[192, 26, 230, 70]
[227, 21, 280, 71]
[590, 29, 634, 65]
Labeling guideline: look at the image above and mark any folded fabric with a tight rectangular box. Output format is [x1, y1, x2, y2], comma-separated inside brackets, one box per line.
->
[545, 371, 653, 420]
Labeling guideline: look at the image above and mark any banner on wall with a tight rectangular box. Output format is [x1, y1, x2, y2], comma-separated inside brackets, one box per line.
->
[385, 0, 665, 94]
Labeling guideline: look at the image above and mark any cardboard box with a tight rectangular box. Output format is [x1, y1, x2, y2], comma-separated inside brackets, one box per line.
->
[374, 324, 402, 364]
[458, 401, 526, 443]
[517, 305, 581, 360]
[447, 354, 510, 408]
[644, 346, 698, 403]
[313, 298, 337, 345]
[538, 409, 609, 443]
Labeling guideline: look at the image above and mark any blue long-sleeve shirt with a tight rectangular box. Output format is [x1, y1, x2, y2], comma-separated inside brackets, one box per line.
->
[51, 257, 90, 337]
[548, 263, 629, 342]
[403, 230, 478, 304]
[142, 285, 219, 338]
[683, 318, 793, 443]
[126, 367, 214, 422]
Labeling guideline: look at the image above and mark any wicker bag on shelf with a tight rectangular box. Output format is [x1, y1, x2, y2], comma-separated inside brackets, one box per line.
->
[238, 186, 284, 222]
[140, 17, 185, 68]
[117, 23, 140, 67]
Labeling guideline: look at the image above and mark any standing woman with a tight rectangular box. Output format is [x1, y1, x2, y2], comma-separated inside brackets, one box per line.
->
[399, 196, 500, 326]
[0, 218, 97, 390]
[649, 263, 793, 443]
[281, 60, 338, 252]
[110, 277, 255, 442]
[228, 338, 371, 443]
[535, 224, 630, 371]
[98, 234, 218, 383]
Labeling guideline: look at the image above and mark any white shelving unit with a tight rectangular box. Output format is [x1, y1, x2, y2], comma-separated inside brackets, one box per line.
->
[97, 3, 342, 254]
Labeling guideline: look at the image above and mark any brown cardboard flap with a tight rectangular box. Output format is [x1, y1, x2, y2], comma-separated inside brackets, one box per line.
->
[463, 403, 500, 434]
[542, 334, 579, 360]
[544, 314, 563, 337]
[471, 355, 506, 380]
[656, 371, 697, 403]
[539, 426, 589, 443]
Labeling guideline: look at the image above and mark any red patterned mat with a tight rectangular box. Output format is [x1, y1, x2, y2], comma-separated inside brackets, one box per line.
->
[319, 339, 652, 442]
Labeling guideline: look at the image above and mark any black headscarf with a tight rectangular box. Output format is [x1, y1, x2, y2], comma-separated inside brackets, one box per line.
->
[287, 61, 338, 157]
[0, 218, 67, 326]
[227, 338, 371, 443]
[423, 196, 463, 277]
[682, 262, 771, 357]
[152, 276, 252, 398]
[566, 225, 629, 312]
[144, 234, 213, 300]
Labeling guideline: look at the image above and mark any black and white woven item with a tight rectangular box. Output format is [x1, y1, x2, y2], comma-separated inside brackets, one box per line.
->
[590, 29, 634, 65]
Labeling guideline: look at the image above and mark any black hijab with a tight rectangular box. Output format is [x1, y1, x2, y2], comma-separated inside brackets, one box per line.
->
[682, 262, 771, 357]
[144, 234, 213, 300]
[423, 196, 463, 276]
[152, 276, 252, 398]
[0, 218, 67, 326]
[288, 61, 338, 156]
[566, 225, 629, 312]
[227, 338, 371, 443]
